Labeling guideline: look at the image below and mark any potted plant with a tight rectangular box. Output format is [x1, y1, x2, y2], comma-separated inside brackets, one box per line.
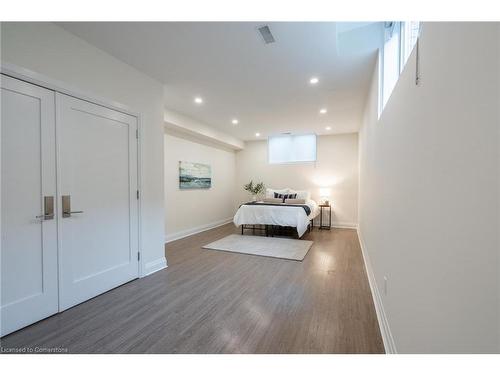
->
[243, 181, 265, 202]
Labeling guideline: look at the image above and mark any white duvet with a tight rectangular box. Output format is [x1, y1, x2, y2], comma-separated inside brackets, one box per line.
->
[233, 199, 319, 237]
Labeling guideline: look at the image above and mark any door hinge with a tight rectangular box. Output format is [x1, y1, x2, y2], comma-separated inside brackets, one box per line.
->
[136, 129, 139, 139]
[137, 252, 140, 261]
[136, 190, 140, 200]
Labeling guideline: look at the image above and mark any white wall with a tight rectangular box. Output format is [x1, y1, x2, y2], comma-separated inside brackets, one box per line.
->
[359, 22, 500, 353]
[1, 22, 166, 275]
[164, 131, 236, 242]
[164, 108, 244, 150]
[235, 134, 359, 227]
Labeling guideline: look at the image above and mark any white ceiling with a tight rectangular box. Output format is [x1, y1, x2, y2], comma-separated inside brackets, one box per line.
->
[58, 22, 381, 140]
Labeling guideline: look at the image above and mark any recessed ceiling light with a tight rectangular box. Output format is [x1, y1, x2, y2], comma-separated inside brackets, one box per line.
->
[255, 132, 261, 137]
[319, 108, 327, 114]
[194, 97, 203, 104]
[309, 77, 319, 84]
[325, 126, 332, 130]
[231, 119, 239, 125]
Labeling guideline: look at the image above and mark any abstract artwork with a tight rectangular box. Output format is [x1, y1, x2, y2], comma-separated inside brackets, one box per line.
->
[179, 161, 212, 189]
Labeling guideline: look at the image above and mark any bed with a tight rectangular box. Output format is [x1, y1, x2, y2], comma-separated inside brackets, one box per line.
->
[233, 188, 320, 238]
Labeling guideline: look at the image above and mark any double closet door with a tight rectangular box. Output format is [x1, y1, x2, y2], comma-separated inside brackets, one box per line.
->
[1, 75, 140, 337]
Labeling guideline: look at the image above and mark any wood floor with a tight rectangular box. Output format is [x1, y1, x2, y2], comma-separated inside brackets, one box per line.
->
[0, 224, 384, 353]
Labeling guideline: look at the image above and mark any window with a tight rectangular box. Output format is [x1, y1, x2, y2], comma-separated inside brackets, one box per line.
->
[268, 133, 317, 164]
[381, 22, 401, 111]
[400, 21, 420, 70]
[379, 22, 420, 116]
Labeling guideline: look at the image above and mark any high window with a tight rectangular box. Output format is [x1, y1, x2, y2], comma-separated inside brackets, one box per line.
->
[268, 134, 317, 164]
[379, 22, 420, 116]
[400, 21, 421, 70]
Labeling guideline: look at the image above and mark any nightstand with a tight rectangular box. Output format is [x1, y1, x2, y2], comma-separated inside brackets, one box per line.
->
[318, 204, 331, 230]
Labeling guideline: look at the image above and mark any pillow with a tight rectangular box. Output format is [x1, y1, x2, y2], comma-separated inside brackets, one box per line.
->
[274, 192, 298, 202]
[262, 198, 283, 204]
[288, 189, 310, 200]
[285, 198, 306, 205]
[265, 188, 288, 198]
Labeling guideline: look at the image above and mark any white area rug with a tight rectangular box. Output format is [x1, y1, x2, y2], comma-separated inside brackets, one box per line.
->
[202, 234, 313, 261]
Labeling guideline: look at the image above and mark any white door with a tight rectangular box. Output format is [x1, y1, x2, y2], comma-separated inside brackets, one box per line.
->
[56, 93, 139, 310]
[1, 75, 59, 336]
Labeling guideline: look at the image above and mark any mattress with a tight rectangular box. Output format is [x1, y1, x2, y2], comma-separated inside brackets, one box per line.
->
[233, 199, 319, 237]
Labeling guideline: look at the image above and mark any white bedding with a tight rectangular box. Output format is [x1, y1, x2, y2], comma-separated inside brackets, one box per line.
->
[233, 199, 319, 237]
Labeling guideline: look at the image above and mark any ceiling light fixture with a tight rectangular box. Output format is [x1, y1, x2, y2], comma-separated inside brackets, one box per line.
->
[319, 108, 327, 114]
[231, 119, 239, 125]
[325, 126, 332, 130]
[255, 132, 261, 137]
[194, 97, 203, 104]
[309, 77, 319, 84]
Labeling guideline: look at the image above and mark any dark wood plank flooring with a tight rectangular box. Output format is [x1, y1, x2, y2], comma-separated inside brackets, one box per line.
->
[0, 224, 384, 353]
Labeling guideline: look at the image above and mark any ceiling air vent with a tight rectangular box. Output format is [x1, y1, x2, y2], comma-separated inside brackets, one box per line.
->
[257, 25, 276, 44]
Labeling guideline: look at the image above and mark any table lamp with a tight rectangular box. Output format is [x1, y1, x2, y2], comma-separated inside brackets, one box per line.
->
[319, 187, 331, 206]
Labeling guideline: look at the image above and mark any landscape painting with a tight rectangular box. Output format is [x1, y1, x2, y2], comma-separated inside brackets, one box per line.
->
[179, 161, 212, 189]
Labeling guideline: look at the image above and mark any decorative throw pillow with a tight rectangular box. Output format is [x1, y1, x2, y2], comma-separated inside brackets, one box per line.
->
[284, 198, 306, 205]
[288, 189, 310, 200]
[266, 188, 288, 198]
[274, 192, 298, 202]
[263, 198, 283, 204]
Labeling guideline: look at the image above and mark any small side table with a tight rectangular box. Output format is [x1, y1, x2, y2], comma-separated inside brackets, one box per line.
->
[318, 204, 331, 230]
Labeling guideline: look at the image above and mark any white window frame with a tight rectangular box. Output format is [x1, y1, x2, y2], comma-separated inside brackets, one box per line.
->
[378, 21, 420, 118]
[267, 133, 317, 165]
[379, 22, 401, 117]
[400, 21, 421, 73]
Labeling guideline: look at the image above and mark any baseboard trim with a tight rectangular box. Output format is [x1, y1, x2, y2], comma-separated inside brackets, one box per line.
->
[144, 257, 167, 276]
[165, 217, 233, 243]
[165, 218, 356, 243]
[357, 228, 397, 354]
[313, 222, 358, 229]
[332, 222, 358, 229]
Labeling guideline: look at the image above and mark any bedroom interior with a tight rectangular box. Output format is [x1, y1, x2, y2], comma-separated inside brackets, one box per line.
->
[1, 13, 499, 363]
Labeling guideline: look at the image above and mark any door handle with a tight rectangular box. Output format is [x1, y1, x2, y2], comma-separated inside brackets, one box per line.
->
[62, 195, 84, 218]
[36, 214, 54, 220]
[36, 196, 54, 220]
